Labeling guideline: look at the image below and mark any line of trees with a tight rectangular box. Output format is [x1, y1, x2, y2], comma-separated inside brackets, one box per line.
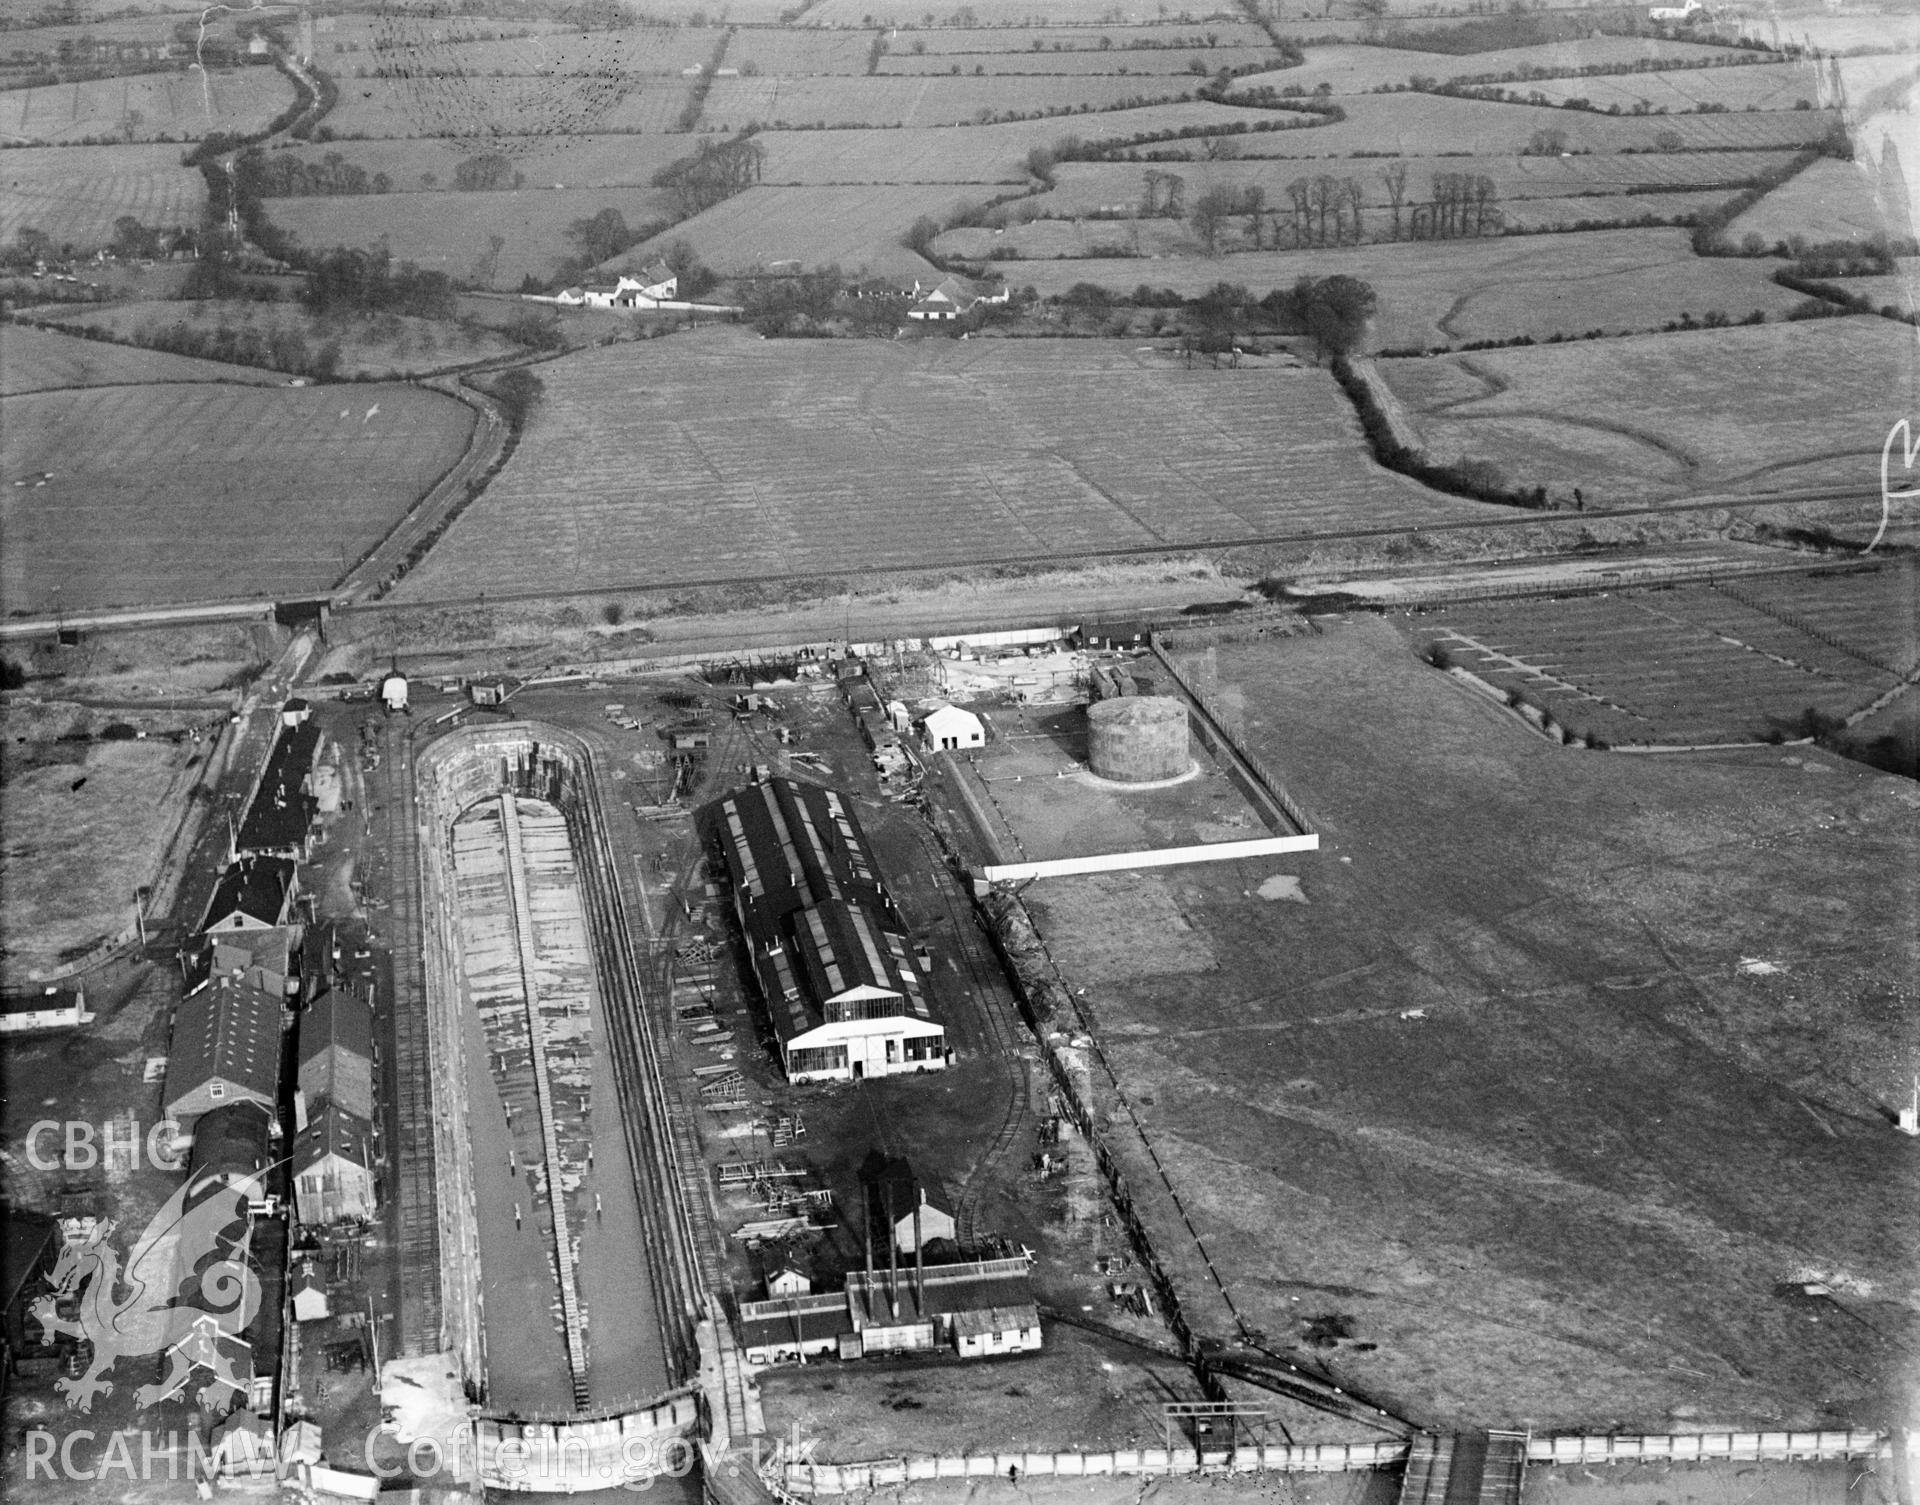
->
[235, 147, 393, 198]
[651, 133, 765, 218]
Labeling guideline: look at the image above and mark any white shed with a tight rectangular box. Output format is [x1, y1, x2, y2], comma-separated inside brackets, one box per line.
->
[918, 704, 985, 752]
[379, 672, 408, 713]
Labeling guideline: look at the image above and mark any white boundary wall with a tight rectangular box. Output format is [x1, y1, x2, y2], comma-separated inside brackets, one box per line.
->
[780, 1431, 1899, 1495]
[979, 833, 1319, 883]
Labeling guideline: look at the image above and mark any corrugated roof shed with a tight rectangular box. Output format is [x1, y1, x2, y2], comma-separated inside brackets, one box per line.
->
[737, 1291, 853, 1351]
[789, 901, 929, 1020]
[187, 1102, 273, 1191]
[707, 778, 890, 947]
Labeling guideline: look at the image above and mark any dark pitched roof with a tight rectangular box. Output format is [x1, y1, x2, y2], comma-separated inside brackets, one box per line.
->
[166, 974, 282, 1109]
[187, 1102, 273, 1190]
[294, 1104, 372, 1172]
[789, 900, 929, 1020]
[0, 987, 83, 1017]
[847, 1260, 1035, 1326]
[201, 856, 296, 932]
[299, 985, 374, 1069]
[737, 1291, 853, 1350]
[236, 720, 319, 854]
[861, 1153, 951, 1220]
[706, 778, 890, 946]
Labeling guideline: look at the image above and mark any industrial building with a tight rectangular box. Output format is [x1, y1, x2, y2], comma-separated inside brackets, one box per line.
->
[185, 1101, 274, 1202]
[235, 720, 321, 861]
[738, 1257, 1040, 1367]
[163, 972, 285, 1135]
[0, 986, 91, 1035]
[864, 1154, 955, 1255]
[298, 979, 375, 1123]
[201, 856, 302, 937]
[707, 777, 947, 1084]
[292, 1103, 376, 1227]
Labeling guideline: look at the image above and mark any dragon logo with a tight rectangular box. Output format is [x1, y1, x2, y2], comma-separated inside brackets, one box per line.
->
[30, 1177, 262, 1414]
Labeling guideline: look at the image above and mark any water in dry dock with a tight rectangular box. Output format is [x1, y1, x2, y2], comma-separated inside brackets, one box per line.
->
[451, 796, 669, 1417]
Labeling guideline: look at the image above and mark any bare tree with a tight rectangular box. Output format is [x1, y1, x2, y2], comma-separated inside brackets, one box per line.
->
[1285, 177, 1311, 248]
[1310, 174, 1339, 247]
[1141, 169, 1165, 218]
[1162, 172, 1186, 218]
[1381, 160, 1408, 240]
[1241, 184, 1265, 250]
[1190, 185, 1238, 255]
[1343, 178, 1364, 244]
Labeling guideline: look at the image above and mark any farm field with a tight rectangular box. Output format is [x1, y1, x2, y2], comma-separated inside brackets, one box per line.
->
[268, 186, 678, 288]
[1015, 613, 1920, 1430]
[754, 101, 1268, 181]
[1209, 92, 1841, 159]
[1728, 156, 1892, 246]
[611, 183, 975, 277]
[697, 73, 1195, 130]
[322, 74, 693, 140]
[1724, 562, 1919, 677]
[873, 24, 1271, 53]
[728, 28, 883, 75]
[878, 44, 1281, 75]
[390, 330, 1498, 603]
[1826, 270, 1920, 315]
[1377, 316, 1915, 501]
[266, 134, 694, 194]
[1006, 229, 1801, 348]
[357, 26, 731, 79]
[1471, 59, 1822, 113]
[0, 67, 294, 144]
[0, 322, 281, 394]
[32, 299, 524, 378]
[1487, 187, 1730, 231]
[0, 381, 474, 612]
[1412, 584, 1900, 746]
[0, 142, 204, 248]
[1238, 35, 1758, 96]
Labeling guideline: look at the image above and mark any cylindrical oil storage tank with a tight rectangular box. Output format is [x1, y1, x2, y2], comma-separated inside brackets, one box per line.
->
[1087, 695, 1189, 782]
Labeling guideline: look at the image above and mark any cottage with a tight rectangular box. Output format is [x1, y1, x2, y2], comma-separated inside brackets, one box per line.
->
[0, 986, 91, 1035]
[293, 1104, 375, 1227]
[615, 262, 678, 307]
[163, 974, 284, 1134]
[917, 703, 985, 752]
[906, 276, 1010, 322]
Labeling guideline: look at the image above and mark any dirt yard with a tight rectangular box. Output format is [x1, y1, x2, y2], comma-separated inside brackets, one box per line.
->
[1006, 615, 1920, 1433]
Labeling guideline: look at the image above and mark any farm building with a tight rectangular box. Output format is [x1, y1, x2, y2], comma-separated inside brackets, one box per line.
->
[163, 973, 284, 1135]
[298, 982, 375, 1123]
[616, 263, 678, 305]
[201, 856, 301, 937]
[864, 1153, 956, 1255]
[185, 1101, 274, 1202]
[292, 1104, 376, 1227]
[906, 276, 1010, 322]
[707, 776, 946, 1084]
[917, 703, 985, 752]
[0, 986, 91, 1035]
[235, 720, 320, 860]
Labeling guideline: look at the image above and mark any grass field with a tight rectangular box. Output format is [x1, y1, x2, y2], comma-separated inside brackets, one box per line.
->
[0, 67, 294, 144]
[0, 381, 473, 611]
[610, 182, 966, 275]
[1413, 585, 1899, 745]
[0, 142, 205, 248]
[698, 72, 1194, 130]
[323, 74, 693, 140]
[0, 719, 206, 975]
[266, 134, 695, 193]
[1728, 156, 1892, 246]
[728, 27, 880, 75]
[877, 24, 1272, 53]
[269, 185, 678, 287]
[1473, 60, 1821, 113]
[0, 322, 282, 394]
[1240, 35, 1757, 96]
[364, 26, 731, 79]
[1014, 614, 1920, 1429]
[879, 44, 1282, 75]
[1378, 315, 1916, 502]
[35, 298, 524, 377]
[389, 329, 1497, 602]
[1004, 228, 1802, 348]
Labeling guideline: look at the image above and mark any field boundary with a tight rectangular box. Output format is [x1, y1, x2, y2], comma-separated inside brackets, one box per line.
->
[977, 832, 1318, 882]
[1150, 639, 1316, 836]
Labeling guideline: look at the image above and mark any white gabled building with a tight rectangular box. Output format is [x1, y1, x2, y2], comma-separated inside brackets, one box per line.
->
[917, 703, 985, 752]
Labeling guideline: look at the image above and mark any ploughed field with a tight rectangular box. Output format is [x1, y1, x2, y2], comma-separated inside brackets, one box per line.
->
[0, 67, 294, 144]
[1018, 615, 1920, 1431]
[0, 144, 205, 248]
[389, 329, 1500, 603]
[0, 381, 474, 612]
[0, 322, 282, 395]
[1411, 574, 1910, 747]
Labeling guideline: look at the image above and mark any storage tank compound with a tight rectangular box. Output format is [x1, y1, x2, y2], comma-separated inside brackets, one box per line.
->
[1087, 695, 1189, 783]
